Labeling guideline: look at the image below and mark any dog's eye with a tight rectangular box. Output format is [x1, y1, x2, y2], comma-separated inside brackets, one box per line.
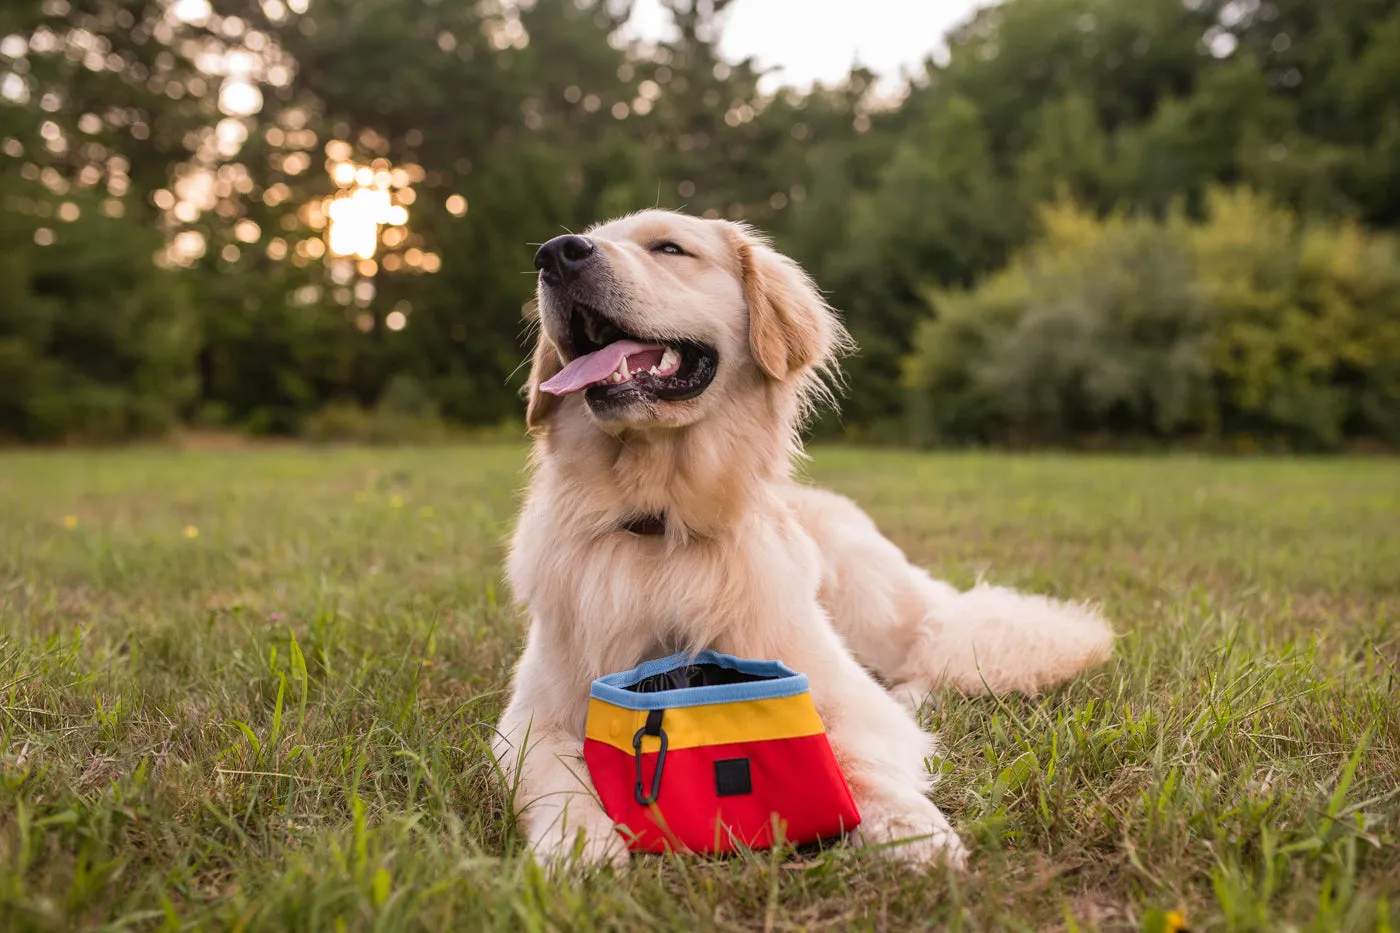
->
[651, 241, 687, 256]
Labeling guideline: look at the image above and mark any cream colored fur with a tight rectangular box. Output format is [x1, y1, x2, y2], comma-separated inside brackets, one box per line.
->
[494, 210, 1114, 871]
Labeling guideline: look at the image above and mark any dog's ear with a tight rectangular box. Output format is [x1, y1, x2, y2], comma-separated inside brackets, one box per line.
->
[522, 307, 565, 430]
[735, 233, 838, 381]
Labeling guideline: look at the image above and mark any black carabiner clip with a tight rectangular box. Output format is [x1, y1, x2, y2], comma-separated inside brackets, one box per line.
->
[633, 709, 668, 806]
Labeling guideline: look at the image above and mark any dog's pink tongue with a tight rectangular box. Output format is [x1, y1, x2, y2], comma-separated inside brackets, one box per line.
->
[540, 340, 660, 396]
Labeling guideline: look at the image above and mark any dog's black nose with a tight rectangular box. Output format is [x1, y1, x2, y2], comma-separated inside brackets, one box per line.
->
[534, 234, 596, 284]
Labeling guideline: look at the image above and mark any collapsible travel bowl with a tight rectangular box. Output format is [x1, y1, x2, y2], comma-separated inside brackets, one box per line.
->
[583, 650, 860, 854]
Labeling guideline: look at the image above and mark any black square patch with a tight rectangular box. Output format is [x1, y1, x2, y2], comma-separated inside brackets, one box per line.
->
[714, 758, 752, 797]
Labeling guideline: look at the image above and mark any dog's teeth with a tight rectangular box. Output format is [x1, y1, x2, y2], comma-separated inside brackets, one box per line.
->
[619, 360, 629, 380]
[648, 366, 658, 375]
[660, 348, 678, 371]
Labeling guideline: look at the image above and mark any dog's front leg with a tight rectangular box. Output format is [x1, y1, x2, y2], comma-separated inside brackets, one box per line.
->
[493, 635, 627, 871]
[733, 618, 969, 868]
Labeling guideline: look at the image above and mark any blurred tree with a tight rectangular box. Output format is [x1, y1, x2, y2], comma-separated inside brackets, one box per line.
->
[0, 185, 198, 441]
[831, 95, 1015, 434]
[218, 0, 637, 428]
[2, 0, 1399, 447]
[0, 0, 211, 440]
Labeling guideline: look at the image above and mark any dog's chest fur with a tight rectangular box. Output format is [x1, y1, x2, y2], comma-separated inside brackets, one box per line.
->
[509, 487, 824, 684]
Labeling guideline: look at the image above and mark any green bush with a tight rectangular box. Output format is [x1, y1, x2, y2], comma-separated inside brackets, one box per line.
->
[303, 405, 449, 446]
[303, 376, 452, 444]
[376, 374, 441, 420]
[905, 189, 1400, 449]
[1188, 190, 1400, 447]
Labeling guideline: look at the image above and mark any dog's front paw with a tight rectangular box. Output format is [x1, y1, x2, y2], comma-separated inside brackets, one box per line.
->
[888, 678, 935, 717]
[528, 806, 630, 872]
[854, 796, 968, 869]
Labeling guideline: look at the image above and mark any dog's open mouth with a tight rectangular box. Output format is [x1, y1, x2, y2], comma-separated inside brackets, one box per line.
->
[541, 303, 718, 404]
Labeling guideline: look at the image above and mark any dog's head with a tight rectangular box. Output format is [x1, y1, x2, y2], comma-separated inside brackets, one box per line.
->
[524, 210, 846, 433]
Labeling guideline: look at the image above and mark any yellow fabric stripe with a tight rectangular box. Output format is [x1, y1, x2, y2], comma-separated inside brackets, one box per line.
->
[584, 693, 825, 754]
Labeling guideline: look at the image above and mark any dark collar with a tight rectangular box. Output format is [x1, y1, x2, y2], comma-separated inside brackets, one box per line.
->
[620, 512, 666, 536]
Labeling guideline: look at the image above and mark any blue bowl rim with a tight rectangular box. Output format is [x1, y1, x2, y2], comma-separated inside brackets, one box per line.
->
[589, 650, 809, 710]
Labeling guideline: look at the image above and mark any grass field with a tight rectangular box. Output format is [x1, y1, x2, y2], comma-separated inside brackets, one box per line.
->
[1, 445, 1398, 931]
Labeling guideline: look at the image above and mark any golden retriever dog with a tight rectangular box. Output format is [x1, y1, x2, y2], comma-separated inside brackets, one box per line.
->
[494, 210, 1114, 869]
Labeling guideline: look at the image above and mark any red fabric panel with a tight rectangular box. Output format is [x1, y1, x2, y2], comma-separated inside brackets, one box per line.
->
[583, 733, 861, 854]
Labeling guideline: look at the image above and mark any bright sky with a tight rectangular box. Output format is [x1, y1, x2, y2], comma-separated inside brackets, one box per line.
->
[623, 0, 991, 92]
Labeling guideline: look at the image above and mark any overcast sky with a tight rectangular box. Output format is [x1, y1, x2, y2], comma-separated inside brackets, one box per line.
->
[622, 0, 991, 91]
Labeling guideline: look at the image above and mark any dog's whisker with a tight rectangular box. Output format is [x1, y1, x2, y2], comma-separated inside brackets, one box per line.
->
[505, 355, 533, 384]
